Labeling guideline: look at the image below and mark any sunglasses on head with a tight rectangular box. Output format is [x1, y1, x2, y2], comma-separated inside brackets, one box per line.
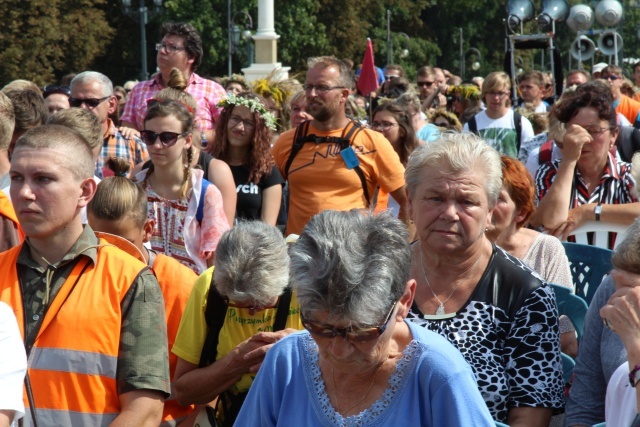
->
[42, 85, 71, 98]
[301, 302, 397, 342]
[68, 96, 110, 108]
[140, 130, 188, 147]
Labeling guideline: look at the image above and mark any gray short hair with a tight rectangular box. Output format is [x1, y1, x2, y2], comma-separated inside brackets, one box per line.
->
[70, 71, 114, 97]
[405, 132, 503, 206]
[612, 217, 640, 274]
[290, 209, 410, 326]
[214, 221, 290, 304]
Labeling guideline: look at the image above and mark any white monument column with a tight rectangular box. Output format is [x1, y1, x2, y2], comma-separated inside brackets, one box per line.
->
[242, 0, 290, 83]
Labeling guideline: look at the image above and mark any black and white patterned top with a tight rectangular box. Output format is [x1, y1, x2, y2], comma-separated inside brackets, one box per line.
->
[407, 245, 565, 422]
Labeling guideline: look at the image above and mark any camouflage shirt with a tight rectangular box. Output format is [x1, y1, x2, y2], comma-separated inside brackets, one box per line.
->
[17, 225, 170, 396]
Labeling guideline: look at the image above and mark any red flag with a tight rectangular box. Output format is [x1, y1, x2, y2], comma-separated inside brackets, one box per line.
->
[357, 38, 379, 96]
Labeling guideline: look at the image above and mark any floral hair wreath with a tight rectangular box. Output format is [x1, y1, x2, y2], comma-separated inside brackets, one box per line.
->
[217, 94, 278, 131]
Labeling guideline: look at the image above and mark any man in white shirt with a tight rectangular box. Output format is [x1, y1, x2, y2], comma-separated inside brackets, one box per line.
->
[464, 71, 534, 158]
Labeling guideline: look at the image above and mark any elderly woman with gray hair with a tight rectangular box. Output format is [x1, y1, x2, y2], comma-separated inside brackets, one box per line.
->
[171, 221, 302, 427]
[234, 209, 494, 426]
[404, 132, 564, 426]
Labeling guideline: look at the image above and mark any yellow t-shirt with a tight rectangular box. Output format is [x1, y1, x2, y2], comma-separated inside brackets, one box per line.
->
[271, 123, 406, 235]
[171, 266, 302, 392]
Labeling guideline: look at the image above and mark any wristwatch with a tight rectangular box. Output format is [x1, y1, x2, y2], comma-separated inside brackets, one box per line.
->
[594, 203, 602, 222]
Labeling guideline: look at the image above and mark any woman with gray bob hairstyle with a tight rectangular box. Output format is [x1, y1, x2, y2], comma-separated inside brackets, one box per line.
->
[214, 220, 289, 305]
[405, 132, 564, 424]
[235, 209, 494, 426]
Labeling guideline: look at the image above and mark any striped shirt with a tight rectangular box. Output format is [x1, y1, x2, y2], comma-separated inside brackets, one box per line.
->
[121, 72, 226, 134]
[535, 153, 637, 247]
[97, 119, 149, 179]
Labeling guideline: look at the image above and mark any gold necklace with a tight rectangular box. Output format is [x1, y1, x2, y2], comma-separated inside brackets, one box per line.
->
[418, 244, 481, 315]
[331, 360, 385, 415]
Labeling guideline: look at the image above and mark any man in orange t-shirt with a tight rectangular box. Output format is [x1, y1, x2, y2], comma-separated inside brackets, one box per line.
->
[271, 56, 407, 236]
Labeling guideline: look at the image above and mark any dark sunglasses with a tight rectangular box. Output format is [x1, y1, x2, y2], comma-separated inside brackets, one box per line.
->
[301, 302, 397, 342]
[417, 81, 435, 88]
[42, 85, 71, 98]
[140, 130, 188, 147]
[602, 74, 620, 81]
[68, 96, 110, 108]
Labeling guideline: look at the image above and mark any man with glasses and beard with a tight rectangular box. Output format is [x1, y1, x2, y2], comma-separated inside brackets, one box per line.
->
[121, 22, 226, 146]
[601, 65, 640, 129]
[271, 56, 408, 236]
[70, 71, 148, 178]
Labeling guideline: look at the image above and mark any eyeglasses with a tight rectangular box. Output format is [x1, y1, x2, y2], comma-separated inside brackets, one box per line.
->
[602, 74, 620, 81]
[369, 121, 399, 131]
[385, 75, 398, 81]
[228, 115, 256, 130]
[140, 130, 188, 147]
[417, 81, 435, 88]
[223, 296, 279, 312]
[68, 96, 110, 109]
[42, 85, 70, 98]
[486, 91, 509, 99]
[583, 125, 616, 137]
[155, 43, 186, 54]
[302, 84, 345, 94]
[301, 302, 397, 342]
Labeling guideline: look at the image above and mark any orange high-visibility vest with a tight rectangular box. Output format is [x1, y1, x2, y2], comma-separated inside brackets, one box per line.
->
[0, 238, 149, 426]
[0, 191, 24, 242]
[152, 253, 197, 426]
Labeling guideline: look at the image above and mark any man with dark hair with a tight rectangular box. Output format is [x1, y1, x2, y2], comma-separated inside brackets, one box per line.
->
[4, 90, 47, 155]
[121, 21, 226, 145]
[1, 124, 170, 426]
[271, 56, 408, 236]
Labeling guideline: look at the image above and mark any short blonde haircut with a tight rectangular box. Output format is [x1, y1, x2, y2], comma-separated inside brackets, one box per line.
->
[0, 92, 15, 151]
[15, 124, 95, 180]
[46, 108, 102, 152]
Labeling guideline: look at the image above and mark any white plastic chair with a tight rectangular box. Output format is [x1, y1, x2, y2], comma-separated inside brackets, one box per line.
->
[568, 221, 629, 250]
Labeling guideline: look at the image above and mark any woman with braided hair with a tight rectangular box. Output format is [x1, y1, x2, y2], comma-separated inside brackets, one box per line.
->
[137, 99, 229, 273]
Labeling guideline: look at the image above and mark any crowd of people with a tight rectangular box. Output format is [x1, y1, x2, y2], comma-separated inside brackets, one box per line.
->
[2, 18, 640, 427]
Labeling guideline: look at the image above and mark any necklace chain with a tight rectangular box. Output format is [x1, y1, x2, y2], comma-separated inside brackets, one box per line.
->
[331, 360, 385, 415]
[418, 244, 481, 315]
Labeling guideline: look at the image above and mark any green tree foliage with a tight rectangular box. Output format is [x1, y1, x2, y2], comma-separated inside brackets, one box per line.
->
[0, 0, 113, 86]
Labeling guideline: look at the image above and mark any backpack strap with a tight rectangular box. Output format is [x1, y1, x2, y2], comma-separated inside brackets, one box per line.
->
[283, 121, 311, 179]
[467, 116, 478, 134]
[196, 178, 211, 224]
[538, 139, 553, 164]
[282, 119, 371, 207]
[514, 111, 523, 152]
[272, 288, 293, 331]
[199, 279, 228, 367]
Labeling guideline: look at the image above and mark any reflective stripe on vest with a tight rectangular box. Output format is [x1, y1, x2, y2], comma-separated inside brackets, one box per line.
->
[29, 347, 117, 378]
[0, 240, 147, 421]
[23, 408, 118, 426]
